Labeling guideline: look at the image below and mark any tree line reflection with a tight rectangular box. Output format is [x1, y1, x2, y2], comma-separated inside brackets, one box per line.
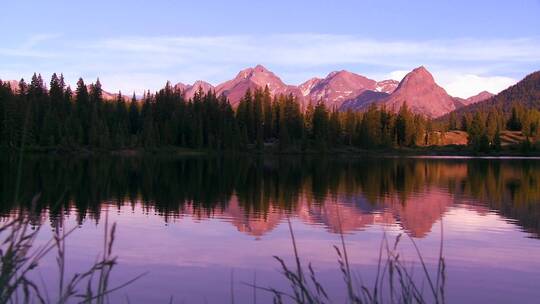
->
[1, 155, 539, 238]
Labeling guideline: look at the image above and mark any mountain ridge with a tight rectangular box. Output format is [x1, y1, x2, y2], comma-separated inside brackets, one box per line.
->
[175, 80, 214, 100]
[214, 64, 303, 107]
[439, 70, 540, 121]
[1, 66, 512, 118]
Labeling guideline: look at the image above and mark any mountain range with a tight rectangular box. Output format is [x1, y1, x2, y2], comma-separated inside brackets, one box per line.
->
[174, 80, 214, 101]
[347, 66, 460, 118]
[298, 70, 398, 109]
[172, 65, 496, 118]
[1, 65, 502, 118]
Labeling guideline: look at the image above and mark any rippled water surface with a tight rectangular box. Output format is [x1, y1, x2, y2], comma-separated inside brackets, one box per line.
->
[2, 156, 540, 303]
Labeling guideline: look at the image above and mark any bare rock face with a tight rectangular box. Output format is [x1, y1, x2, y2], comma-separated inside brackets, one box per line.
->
[102, 90, 133, 101]
[375, 79, 399, 94]
[339, 90, 389, 111]
[464, 90, 495, 105]
[4, 66, 499, 118]
[298, 77, 322, 97]
[189, 81, 214, 97]
[175, 80, 215, 100]
[215, 65, 302, 107]
[304, 70, 377, 109]
[378, 66, 457, 118]
[173, 82, 190, 92]
[176, 67, 396, 110]
[453, 90, 495, 107]
[85, 84, 132, 101]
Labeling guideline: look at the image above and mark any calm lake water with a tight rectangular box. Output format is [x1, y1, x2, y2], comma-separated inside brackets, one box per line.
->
[2, 155, 540, 303]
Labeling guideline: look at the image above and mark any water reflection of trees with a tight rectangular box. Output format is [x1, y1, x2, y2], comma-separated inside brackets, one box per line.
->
[1, 155, 539, 238]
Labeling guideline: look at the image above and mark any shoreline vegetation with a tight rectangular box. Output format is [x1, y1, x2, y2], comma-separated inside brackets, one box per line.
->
[2, 143, 540, 157]
[0, 201, 144, 304]
[264, 219, 446, 304]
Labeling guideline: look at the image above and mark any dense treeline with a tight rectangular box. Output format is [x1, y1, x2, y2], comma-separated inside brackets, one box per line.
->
[450, 70, 540, 116]
[0, 74, 239, 150]
[446, 104, 540, 152]
[0, 74, 441, 151]
[1, 73, 539, 152]
[441, 70, 540, 152]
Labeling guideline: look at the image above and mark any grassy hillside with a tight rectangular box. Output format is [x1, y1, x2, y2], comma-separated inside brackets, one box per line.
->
[440, 130, 530, 146]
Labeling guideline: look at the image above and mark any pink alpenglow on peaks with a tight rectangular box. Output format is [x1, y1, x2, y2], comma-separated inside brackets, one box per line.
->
[215, 64, 302, 107]
[377, 66, 458, 118]
[303, 70, 377, 109]
[464, 90, 495, 105]
[175, 80, 215, 100]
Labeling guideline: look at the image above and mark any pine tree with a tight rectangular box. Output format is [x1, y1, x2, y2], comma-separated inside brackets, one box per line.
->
[413, 114, 426, 146]
[304, 101, 315, 138]
[90, 78, 103, 105]
[343, 110, 356, 146]
[128, 93, 140, 140]
[236, 89, 254, 145]
[486, 110, 499, 142]
[312, 101, 328, 149]
[379, 107, 394, 147]
[460, 114, 472, 131]
[468, 112, 487, 151]
[328, 108, 341, 146]
[40, 109, 57, 146]
[493, 127, 502, 151]
[507, 105, 523, 131]
[253, 88, 264, 150]
[396, 102, 414, 146]
[262, 85, 273, 140]
[448, 112, 458, 130]
[75, 78, 90, 144]
[141, 96, 155, 148]
[360, 105, 382, 148]
[49, 73, 63, 109]
[89, 105, 100, 147]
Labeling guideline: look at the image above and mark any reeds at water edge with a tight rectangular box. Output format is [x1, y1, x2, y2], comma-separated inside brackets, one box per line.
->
[0, 201, 143, 304]
[248, 216, 446, 304]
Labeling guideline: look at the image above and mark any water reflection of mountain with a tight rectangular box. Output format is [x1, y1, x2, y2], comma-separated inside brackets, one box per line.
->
[1, 155, 539, 238]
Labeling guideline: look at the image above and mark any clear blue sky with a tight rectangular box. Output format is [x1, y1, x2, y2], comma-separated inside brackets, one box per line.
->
[1, 0, 539, 97]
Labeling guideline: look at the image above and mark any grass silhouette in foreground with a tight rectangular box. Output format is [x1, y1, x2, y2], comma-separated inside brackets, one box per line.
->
[0, 199, 143, 304]
[0, 206, 446, 304]
[249, 218, 446, 304]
